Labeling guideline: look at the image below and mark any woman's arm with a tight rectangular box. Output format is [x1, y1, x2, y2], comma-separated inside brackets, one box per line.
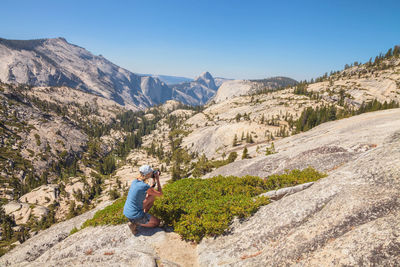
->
[147, 187, 162, 197]
[147, 173, 162, 196]
[155, 173, 162, 194]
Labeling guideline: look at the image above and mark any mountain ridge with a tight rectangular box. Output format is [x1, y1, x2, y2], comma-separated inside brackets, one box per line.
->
[0, 37, 299, 108]
[0, 37, 222, 108]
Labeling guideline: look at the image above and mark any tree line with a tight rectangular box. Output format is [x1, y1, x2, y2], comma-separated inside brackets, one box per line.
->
[294, 99, 399, 133]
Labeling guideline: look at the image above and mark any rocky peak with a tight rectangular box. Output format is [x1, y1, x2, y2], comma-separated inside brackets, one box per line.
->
[194, 71, 217, 90]
[140, 76, 171, 103]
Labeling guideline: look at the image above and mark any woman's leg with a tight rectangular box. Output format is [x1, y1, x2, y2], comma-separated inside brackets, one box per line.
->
[138, 215, 160, 228]
[143, 194, 155, 213]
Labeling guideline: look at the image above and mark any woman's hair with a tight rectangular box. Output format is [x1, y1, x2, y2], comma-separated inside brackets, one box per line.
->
[139, 172, 150, 181]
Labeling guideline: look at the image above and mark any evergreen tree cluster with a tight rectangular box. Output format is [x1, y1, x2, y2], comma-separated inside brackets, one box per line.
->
[294, 99, 399, 133]
[191, 152, 238, 178]
[293, 82, 320, 100]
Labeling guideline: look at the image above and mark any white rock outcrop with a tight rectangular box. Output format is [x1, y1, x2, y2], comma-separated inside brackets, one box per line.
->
[212, 80, 254, 103]
[18, 184, 59, 206]
[3, 201, 48, 224]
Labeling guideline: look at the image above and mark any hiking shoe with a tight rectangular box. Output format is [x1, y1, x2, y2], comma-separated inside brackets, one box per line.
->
[128, 222, 138, 235]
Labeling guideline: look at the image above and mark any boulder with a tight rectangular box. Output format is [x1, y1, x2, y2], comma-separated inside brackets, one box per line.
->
[3, 201, 31, 224]
[3, 201, 50, 225]
[65, 181, 85, 196]
[19, 184, 59, 206]
[32, 206, 49, 219]
[3, 201, 23, 214]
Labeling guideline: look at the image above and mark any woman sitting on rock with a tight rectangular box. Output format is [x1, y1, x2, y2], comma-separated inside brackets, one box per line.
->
[123, 165, 163, 235]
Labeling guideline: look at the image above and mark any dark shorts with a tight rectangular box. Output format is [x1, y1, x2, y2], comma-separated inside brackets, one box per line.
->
[128, 213, 151, 225]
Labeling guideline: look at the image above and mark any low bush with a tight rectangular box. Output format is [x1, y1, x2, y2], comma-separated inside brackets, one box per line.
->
[81, 167, 326, 242]
[151, 175, 270, 242]
[151, 167, 326, 242]
[69, 226, 79, 235]
[81, 197, 128, 229]
[264, 167, 326, 190]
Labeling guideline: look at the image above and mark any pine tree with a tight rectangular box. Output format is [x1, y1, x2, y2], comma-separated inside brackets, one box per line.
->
[385, 48, 393, 58]
[232, 134, 238, 146]
[171, 163, 182, 181]
[67, 200, 77, 219]
[235, 113, 241, 122]
[249, 134, 254, 143]
[265, 142, 275, 155]
[227, 152, 238, 163]
[242, 147, 249, 159]
[393, 46, 400, 57]
[0, 206, 15, 240]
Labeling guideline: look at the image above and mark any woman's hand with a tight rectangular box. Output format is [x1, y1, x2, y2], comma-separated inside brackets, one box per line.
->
[154, 172, 162, 194]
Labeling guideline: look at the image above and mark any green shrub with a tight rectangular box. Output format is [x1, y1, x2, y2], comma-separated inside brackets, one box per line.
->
[81, 167, 326, 242]
[264, 167, 326, 190]
[108, 189, 121, 200]
[69, 226, 79, 235]
[265, 142, 275, 156]
[227, 152, 238, 163]
[81, 197, 128, 229]
[191, 152, 238, 178]
[151, 175, 270, 242]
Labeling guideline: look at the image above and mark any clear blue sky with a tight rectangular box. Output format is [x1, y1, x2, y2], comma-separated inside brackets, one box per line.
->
[1, 0, 399, 81]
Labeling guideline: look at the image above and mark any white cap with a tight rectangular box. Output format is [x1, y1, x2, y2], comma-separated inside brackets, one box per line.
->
[139, 165, 153, 175]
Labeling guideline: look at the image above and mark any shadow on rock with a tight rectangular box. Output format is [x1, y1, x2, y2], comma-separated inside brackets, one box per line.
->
[135, 225, 174, 236]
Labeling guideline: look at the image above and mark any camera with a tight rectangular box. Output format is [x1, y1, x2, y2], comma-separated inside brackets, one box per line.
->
[151, 169, 161, 178]
[151, 170, 161, 187]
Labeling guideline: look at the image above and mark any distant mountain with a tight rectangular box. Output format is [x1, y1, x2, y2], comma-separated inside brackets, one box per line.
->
[0, 37, 172, 109]
[193, 71, 217, 90]
[0, 37, 231, 108]
[171, 71, 219, 105]
[0, 37, 297, 108]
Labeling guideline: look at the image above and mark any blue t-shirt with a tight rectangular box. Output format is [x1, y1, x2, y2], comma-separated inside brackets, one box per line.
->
[123, 179, 150, 219]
